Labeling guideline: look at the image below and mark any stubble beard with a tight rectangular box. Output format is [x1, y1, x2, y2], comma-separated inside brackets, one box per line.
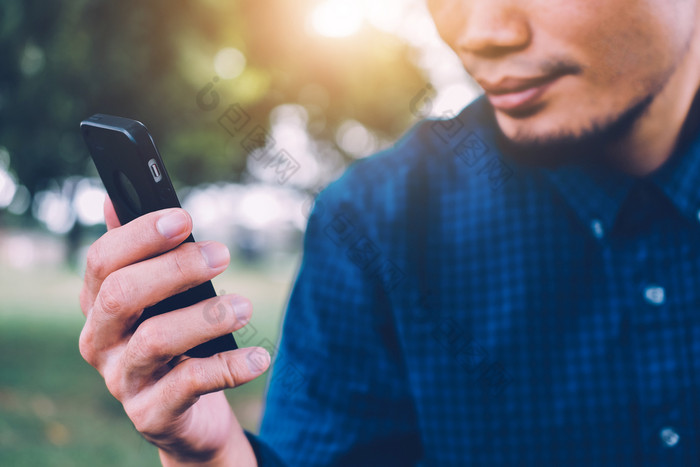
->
[491, 33, 694, 170]
[491, 93, 656, 170]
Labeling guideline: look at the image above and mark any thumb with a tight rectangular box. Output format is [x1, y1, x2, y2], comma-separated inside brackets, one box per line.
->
[159, 347, 271, 414]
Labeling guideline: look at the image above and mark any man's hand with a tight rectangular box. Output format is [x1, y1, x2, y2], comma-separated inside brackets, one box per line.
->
[78, 197, 269, 466]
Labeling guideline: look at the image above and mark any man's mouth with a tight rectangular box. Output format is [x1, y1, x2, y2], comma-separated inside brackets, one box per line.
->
[479, 70, 571, 115]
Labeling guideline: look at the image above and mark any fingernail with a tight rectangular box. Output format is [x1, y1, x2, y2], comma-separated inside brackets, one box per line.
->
[230, 296, 251, 325]
[200, 242, 230, 269]
[246, 347, 270, 374]
[156, 211, 188, 239]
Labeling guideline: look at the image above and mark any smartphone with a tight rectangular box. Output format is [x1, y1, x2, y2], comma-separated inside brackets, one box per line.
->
[80, 113, 237, 358]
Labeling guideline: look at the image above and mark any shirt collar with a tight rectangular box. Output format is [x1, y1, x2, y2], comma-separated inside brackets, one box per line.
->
[534, 92, 700, 237]
[649, 93, 700, 226]
[540, 161, 635, 238]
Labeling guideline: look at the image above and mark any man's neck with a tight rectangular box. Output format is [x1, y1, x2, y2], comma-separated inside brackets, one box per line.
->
[608, 30, 700, 177]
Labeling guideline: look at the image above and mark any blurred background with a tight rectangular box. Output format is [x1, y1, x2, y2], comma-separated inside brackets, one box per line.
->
[0, 0, 479, 465]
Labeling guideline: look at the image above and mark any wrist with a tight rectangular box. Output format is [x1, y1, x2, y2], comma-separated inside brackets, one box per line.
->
[159, 419, 257, 467]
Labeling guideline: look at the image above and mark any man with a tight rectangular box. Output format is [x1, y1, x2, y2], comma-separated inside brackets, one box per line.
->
[78, 0, 700, 465]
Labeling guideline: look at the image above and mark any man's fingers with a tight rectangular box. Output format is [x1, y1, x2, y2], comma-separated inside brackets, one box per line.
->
[120, 348, 269, 439]
[83, 293, 257, 408]
[156, 347, 271, 416]
[124, 294, 252, 375]
[83, 241, 230, 350]
[81, 208, 193, 314]
[104, 195, 121, 231]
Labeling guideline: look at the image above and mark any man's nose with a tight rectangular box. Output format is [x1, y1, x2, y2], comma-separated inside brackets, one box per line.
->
[456, 1, 531, 58]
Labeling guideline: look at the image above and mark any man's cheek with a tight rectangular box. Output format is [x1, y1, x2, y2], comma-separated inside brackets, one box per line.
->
[427, 1, 465, 47]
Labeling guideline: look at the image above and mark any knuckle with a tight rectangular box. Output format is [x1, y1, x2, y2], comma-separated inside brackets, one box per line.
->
[79, 286, 92, 314]
[218, 353, 244, 388]
[103, 367, 125, 401]
[86, 241, 108, 280]
[97, 273, 128, 316]
[164, 367, 184, 395]
[183, 361, 214, 391]
[169, 248, 191, 280]
[78, 327, 96, 365]
[162, 368, 199, 411]
[124, 400, 156, 435]
[129, 412, 148, 435]
[164, 245, 203, 292]
[130, 322, 167, 361]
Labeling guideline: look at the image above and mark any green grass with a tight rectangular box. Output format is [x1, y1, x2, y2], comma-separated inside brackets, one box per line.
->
[0, 256, 298, 466]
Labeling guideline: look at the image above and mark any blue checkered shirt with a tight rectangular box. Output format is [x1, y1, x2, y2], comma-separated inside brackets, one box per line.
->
[245, 96, 700, 466]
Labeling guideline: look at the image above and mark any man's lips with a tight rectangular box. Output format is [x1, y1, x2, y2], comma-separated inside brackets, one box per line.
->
[479, 72, 567, 113]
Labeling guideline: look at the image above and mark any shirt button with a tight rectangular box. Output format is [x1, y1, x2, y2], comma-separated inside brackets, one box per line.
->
[644, 285, 666, 306]
[591, 219, 604, 239]
[660, 427, 680, 448]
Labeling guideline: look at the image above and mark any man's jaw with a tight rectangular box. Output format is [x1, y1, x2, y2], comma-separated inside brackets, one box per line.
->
[490, 94, 656, 169]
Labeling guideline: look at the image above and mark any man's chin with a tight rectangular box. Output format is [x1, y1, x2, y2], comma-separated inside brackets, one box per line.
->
[492, 112, 599, 167]
[495, 127, 598, 168]
[489, 96, 654, 169]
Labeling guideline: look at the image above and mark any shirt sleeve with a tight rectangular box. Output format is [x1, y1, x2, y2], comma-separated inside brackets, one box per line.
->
[251, 178, 422, 466]
[244, 431, 286, 466]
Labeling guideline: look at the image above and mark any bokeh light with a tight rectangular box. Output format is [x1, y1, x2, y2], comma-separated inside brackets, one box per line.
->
[239, 188, 283, 229]
[0, 167, 17, 208]
[7, 184, 30, 215]
[73, 179, 106, 226]
[336, 120, 377, 159]
[33, 188, 75, 235]
[310, 0, 364, 38]
[214, 47, 247, 80]
[19, 43, 45, 76]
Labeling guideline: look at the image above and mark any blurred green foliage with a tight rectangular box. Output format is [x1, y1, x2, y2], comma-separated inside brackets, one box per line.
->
[0, 0, 426, 195]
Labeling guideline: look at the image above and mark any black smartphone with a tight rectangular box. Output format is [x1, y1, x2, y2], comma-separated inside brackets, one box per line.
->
[80, 113, 237, 358]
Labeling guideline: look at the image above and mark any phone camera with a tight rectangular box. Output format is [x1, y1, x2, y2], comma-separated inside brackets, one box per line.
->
[148, 159, 163, 183]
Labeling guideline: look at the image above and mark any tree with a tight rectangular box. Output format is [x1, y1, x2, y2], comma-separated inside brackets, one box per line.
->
[0, 0, 426, 198]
